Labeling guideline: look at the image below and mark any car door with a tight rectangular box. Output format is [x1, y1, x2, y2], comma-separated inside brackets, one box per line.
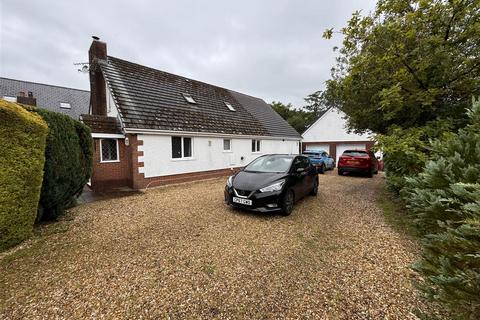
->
[302, 157, 316, 192]
[290, 156, 308, 198]
[320, 152, 331, 169]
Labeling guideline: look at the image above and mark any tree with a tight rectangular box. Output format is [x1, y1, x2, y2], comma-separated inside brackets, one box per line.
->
[322, 0, 480, 134]
[271, 101, 316, 134]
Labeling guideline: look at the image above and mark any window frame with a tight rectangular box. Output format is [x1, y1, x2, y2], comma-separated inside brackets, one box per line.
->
[251, 139, 261, 153]
[99, 138, 120, 163]
[2, 96, 17, 102]
[223, 138, 232, 152]
[171, 136, 194, 160]
[182, 93, 196, 104]
[224, 102, 236, 112]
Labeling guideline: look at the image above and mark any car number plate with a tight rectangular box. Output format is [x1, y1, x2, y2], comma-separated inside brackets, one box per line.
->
[233, 197, 252, 206]
[347, 160, 359, 165]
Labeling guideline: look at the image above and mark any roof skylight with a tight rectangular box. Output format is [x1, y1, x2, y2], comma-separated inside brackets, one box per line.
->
[182, 93, 196, 104]
[60, 102, 71, 109]
[224, 102, 236, 111]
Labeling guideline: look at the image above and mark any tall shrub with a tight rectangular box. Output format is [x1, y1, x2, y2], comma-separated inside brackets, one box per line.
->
[375, 120, 453, 193]
[404, 100, 480, 318]
[27, 107, 93, 220]
[0, 100, 48, 250]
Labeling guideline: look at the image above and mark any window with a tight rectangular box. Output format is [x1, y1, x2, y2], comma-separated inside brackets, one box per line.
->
[100, 139, 119, 162]
[172, 136, 193, 159]
[2, 96, 16, 102]
[182, 93, 196, 104]
[224, 102, 236, 111]
[60, 102, 71, 109]
[252, 139, 261, 153]
[223, 139, 231, 151]
[292, 156, 310, 171]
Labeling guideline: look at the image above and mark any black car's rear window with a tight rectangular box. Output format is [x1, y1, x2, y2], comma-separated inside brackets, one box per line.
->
[244, 155, 294, 173]
[342, 150, 368, 157]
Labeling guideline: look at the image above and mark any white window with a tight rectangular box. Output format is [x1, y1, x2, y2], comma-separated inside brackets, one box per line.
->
[100, 139, 119, 162]
[60, 102, 71, 109]
[224, 102, 236, 111]
[3, 96, 16, 102]
[252, 139, 261, 153]
[223, 139, 231, 151]
[172, 136, 193, 159]
[182, 93, 196, 104]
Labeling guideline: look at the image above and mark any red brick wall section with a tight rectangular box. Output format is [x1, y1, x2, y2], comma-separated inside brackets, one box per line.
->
[91, 138, 131, 191]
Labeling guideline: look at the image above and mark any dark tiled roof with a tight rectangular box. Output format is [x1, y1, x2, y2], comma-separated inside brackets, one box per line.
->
[81, 114, 122, 134]
[228, 90, 301, 138]
[100, 57, 301, 138]
[0, 77, 89, 119]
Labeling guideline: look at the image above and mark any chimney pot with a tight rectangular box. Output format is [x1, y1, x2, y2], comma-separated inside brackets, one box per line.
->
[92, 35, 100, 40]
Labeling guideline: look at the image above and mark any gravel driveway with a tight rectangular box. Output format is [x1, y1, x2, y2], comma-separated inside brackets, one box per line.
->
[1, 171, 437, 319]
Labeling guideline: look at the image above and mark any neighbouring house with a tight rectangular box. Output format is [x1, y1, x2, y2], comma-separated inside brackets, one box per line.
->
[302, 108, 374, 164]
[82, 38, 301, 191]
[0, 77, 89, 119]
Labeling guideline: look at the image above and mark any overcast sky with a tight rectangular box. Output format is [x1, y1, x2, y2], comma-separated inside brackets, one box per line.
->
[0, 0, 376, 107]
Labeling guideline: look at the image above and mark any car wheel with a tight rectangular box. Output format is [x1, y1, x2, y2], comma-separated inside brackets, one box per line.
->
[281, 189, 295, 216]
[319, 164, 325, 174]
[338, 169, 343, 176]
[367, 169, 373, 178]
[310, 180, 318, 196]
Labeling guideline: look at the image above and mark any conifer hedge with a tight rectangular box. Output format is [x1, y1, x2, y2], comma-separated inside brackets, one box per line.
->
[27, 107, 93, 220]
[403, 100, 480, 318]
[0, 100, 48, 250]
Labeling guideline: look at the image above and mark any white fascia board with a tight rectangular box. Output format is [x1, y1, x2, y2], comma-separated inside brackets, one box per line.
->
[92, 133, 125, 139]
[124, 128, 302, 141]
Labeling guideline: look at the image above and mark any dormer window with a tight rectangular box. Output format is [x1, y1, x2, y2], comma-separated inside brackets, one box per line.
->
[224, 102, 236, 111]
[182, 93, 196, 104]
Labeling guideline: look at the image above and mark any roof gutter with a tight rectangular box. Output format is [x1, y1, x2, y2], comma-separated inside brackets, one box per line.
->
[124, 127, 302, 141]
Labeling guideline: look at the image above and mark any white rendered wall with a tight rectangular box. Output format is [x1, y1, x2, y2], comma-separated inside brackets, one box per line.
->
[138, 134, 300, 178]
[106, 87, 118, 118]
[303, 109, 371, 142]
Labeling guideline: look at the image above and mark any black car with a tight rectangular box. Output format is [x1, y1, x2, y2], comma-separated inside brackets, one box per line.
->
[224, 154, 318, 216]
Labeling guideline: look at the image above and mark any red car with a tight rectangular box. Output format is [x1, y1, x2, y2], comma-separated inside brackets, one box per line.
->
[338, 150, 379, 177]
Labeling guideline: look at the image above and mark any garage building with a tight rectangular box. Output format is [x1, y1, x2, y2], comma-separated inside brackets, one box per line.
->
[301, 108, 374, 164]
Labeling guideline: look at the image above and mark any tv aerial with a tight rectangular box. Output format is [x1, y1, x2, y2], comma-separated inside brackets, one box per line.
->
[74, 62, 89, 73]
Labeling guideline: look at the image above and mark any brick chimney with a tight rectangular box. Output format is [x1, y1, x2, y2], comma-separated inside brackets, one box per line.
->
[17, 91, 37, 106]
[89, 36, 107, 115]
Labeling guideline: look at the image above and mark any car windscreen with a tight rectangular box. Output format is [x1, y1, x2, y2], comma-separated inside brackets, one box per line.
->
[303, 152, 320, 158]
[244, 155, 293, 173]
[342, 150, 368, 157]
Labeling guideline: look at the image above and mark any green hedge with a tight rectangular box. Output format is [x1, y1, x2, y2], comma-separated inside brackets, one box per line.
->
[26, 107, 93, 220]
[0, 100, 48, 250]
[404, 100, 480, 318]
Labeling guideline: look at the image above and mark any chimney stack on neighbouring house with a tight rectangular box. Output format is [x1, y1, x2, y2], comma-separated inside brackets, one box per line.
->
[89, 36, 107, 116]
[16, 91, 36, 106]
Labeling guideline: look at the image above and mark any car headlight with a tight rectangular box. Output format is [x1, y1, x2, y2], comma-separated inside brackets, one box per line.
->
[259, 179, 285, 193]
[226, 176, 233, 187]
